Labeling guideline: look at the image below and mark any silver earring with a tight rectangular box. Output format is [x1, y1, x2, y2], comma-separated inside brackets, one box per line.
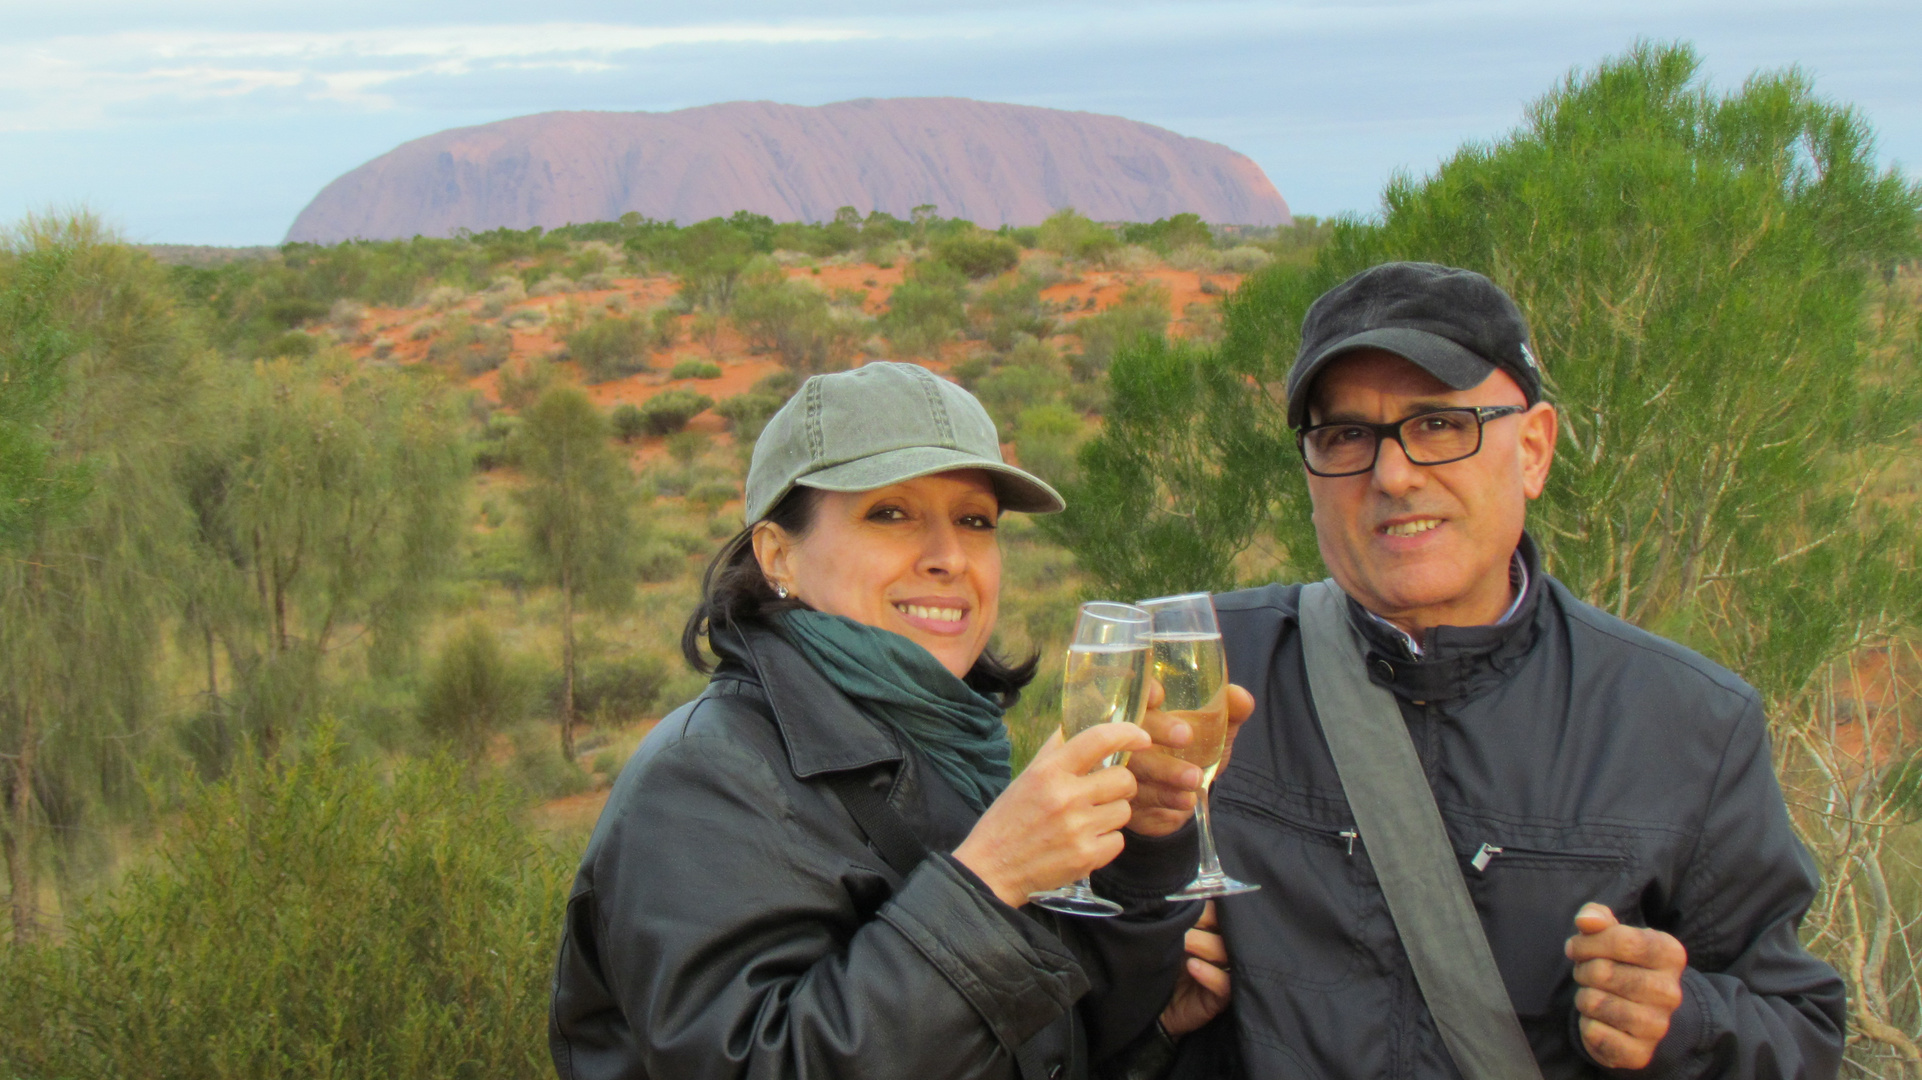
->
[776, 584, 789, 599]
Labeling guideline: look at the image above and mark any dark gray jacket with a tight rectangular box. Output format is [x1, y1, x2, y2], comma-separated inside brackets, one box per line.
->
[549, 624, 1200, 1080]
[1188, 540, 1845, 1078]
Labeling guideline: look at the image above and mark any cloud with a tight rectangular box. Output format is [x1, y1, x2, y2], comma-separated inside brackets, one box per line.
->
[0, 21, 882, 131]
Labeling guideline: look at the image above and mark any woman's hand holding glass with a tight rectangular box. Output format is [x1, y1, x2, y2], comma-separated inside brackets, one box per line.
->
[952, 721, 1150, 909]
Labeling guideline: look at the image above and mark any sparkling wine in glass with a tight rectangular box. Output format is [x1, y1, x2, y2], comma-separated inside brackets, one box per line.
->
[1029, 602, 1151, 917]
[1140, 592, 1260, 901]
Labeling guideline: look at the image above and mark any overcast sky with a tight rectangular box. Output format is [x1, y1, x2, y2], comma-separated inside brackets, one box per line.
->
[1, 0, 1915, 245]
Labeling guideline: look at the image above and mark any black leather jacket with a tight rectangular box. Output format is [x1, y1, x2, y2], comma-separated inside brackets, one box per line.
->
[549, 624, 1200, 1080]
[1184, 539, 1845, 1078]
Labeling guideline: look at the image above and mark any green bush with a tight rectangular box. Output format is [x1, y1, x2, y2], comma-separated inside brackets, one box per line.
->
[669, 358, 723, 380]
[975, 349, 1071, 433]
[636, 539, 689, 582]
[971, 273, 1056, 349]
[1037, 210, 1121, 263]
[0, 733, 570, 1079]
[882, 261, 968, 357]
[640, 389, 713, 435]
[1120, 212, 1214, 254]
[732, 278, 864, 372]
[713, 390, 787, 442]
[265, 330, 321, 358]
[567, 314, 650, 382]
[610, 402, 647, 442]
[1013, 403, 1085, 485]
[417, 621, 532, 755]
[427, 312, 512, 375]
[1070, 282, 1170, 378]
[649, 307, 682, 351]
[931, 229, 1021, 279]
[549, 653, 671, 722]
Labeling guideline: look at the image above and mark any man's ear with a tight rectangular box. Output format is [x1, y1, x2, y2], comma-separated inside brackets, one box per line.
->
[1519, 402, 1557, 500]
[751, 522, 794, 595]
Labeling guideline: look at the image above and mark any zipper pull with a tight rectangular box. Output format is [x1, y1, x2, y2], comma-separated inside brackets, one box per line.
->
[1471, 843, 1503, 872]
[1339, 829, 1359, 855]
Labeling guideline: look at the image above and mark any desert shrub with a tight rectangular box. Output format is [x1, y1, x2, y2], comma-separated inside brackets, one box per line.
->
[506, 722, 592, 798]
[495, 358, 556, 410]
[567, 314, 650, 382]
[971, 273, 1056, 349]
[266, 330, 321, 358]
[649, 307, 681, 351]
[1013, 403, 1085, 485]
[635, 540, 689, 582]
[328, 298, 367, 335]
[1216, 245, 1273, 273]
[713, 390, 786, 442]
[1070, 282, 1170, 378]
[418, 621, 531, 756]
[610, 402, 647, 442]
[881, 259, 968, 357]
[552, 653, 670, 723]
[669, 358, 723, 380]
[427, 312, 512, 375]
[420, 284, 469, 311]
[485, 274, 529, 302]
[639, 389, 713, 435]
[1106, 245, 1160, 272]
[732, 277, 864, 372]
[690, 310, 723, 352]
[975, 349, 1072, 433]
[666, 431, 710, 466]
[503, 308, 547, 330]
[686, 479, 739, 516]
[931, 228, 1021, 279]
[1037, 210, 1121, 263]
[0, 733, 570, 1079]
[529, 275, 575, 297]
[1121, 212, 1214, 254]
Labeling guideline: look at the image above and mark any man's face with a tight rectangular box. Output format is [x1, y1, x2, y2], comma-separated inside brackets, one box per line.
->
[1305, 349, 1557, 634]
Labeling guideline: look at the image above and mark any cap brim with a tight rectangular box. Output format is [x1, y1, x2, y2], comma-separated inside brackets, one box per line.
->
[1288, 327, 1496, 427]
[796, 445, 1066, 514]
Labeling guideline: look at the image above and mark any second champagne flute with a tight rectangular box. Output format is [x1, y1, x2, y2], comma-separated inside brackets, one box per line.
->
[1029, 601, 1152, 917]
[1140, 592, 1260, 901]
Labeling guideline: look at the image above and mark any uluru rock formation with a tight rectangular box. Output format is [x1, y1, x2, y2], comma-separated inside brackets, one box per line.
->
[286, 98, 1290, 243]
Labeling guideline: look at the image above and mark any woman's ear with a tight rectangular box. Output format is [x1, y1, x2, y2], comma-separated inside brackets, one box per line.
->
[750, 522, 794, 596]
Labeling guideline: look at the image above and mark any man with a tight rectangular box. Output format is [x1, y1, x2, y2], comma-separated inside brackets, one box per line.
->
[1167, 263, 1846, 1077]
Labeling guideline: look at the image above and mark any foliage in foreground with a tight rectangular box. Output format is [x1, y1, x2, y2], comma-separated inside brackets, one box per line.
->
[0, 734, 573, 1079]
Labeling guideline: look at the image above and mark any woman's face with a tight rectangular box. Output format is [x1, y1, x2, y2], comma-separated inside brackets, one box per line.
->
[754, 470, 1002, 678]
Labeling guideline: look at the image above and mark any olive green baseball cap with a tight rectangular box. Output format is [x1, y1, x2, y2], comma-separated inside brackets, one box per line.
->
[743, 361, 1065, 524]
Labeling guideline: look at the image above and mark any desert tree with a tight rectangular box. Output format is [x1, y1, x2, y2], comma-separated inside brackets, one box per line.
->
[513, 385, 637, 759]
[182, 352, 468, 762]
[0, 217, 206, 941]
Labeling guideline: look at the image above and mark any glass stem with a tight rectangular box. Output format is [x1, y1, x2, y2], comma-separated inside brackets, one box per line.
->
[1193, 784, 1224, 877]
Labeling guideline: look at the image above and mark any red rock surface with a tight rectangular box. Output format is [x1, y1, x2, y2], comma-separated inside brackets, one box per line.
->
[286, 98, 1291, 242]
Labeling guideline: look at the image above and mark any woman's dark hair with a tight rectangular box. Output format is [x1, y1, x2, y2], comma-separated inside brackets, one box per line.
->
[680, 485, 1039, 709]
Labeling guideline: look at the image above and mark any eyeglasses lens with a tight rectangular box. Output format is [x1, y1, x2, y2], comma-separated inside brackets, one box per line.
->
[1303, 409, 1483, 475]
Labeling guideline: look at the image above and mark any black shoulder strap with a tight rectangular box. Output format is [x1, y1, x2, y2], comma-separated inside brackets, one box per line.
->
[1298, 580, 1545, 1080]
[821, 771, 928, 879]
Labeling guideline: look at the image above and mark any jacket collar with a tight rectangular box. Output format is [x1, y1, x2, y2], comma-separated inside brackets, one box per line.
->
[1346, 533, 1547, 704]
[710, 621, 903, 778]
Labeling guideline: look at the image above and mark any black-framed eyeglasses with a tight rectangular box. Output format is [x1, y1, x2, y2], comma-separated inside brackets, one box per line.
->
[1296, 405, 1527, 478]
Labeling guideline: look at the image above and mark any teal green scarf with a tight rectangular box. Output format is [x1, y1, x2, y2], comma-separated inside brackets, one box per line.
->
[777, 610, 1012, 813]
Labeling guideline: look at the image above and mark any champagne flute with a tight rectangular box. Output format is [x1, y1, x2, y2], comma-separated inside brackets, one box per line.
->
[1030, 601, 1152, 917]
[1140, 592, 1260, 901]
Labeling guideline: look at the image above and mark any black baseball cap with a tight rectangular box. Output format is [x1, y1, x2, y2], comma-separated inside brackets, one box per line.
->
[1284, 262, 1543, 428]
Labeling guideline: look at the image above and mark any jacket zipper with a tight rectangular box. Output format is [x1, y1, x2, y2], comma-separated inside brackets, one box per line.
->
[1471, 842, 1622, 872]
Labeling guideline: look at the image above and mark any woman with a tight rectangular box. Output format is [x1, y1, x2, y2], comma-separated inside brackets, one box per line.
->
[549, 362, 1226, 1080]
